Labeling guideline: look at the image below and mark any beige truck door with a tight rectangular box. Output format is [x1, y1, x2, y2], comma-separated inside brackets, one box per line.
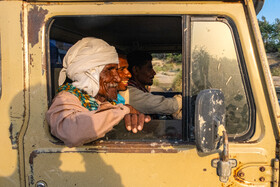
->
[22, 1, 279, 186]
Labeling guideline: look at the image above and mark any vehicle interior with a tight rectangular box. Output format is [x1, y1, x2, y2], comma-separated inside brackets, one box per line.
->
[48, 14, 254, 143]
[48, 15, 184, 142]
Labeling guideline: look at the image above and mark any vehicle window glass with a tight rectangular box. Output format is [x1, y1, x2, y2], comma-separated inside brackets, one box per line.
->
[190, 21, 251, 137]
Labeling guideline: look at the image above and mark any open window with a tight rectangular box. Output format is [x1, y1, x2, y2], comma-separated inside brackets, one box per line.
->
[47, 15, 255, 144]
[48, 16, 184, 142]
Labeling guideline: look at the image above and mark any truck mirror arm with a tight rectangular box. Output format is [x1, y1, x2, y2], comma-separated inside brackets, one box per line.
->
[211, 130, 237, 183]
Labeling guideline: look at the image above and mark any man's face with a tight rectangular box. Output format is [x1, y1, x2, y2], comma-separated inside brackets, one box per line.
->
[97, 64, 121, 102]
[117, 57, 132, 91]
[135, 61, 156, 86]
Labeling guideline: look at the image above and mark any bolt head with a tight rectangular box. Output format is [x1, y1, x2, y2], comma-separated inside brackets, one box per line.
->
[36, 181, 47, 187]
[259, 166, 265, 172]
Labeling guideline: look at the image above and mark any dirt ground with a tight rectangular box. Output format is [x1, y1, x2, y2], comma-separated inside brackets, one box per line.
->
[268, 53, 280, 87]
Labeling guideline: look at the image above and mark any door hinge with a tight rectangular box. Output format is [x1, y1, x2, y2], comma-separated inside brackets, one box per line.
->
[273, 159, 279, 185]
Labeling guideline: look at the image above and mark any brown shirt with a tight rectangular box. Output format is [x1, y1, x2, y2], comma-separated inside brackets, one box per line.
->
[46, 91, 130, 147]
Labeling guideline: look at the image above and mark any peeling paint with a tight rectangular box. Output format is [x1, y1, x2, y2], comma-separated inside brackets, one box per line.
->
[9, 123, 19, 149]
[20, 12, 23, 38]
[216, 99, 223, 105]
[28, 6, 48, 47]
[9, 123, 15, 144]
[150, 142, 157, 147]
[218, 125, 226, 136]
[160, 145, 174, 150]
[198, 115, 206, 128]
[29, 54, 34, 67]
[29, 150, 39, 165]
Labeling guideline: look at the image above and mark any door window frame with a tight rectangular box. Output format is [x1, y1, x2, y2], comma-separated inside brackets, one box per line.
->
[45, 14, 256, 150]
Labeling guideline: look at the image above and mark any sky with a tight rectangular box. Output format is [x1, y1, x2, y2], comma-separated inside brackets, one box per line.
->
[257, 0, 280, 23]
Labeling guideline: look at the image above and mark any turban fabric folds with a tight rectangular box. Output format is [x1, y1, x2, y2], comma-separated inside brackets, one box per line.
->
[58, 37, 119, 97]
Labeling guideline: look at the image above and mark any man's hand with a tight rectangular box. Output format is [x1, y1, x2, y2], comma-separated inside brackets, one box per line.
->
[124, 104, 151, 133]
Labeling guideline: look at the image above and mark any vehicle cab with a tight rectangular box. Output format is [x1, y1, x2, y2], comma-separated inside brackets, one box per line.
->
[1, 0, 280, 186]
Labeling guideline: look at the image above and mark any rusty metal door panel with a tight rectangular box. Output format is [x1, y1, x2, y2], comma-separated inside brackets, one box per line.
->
[27, 147, 276, 186]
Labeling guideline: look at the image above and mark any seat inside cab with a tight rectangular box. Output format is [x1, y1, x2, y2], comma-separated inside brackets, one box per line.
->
[48, 16, 183, 141]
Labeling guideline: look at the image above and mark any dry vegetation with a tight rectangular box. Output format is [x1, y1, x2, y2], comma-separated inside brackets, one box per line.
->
[268, 52, 280, 87]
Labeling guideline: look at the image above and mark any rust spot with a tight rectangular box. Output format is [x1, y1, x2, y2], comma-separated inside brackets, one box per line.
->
[9, 123, 14, 144]
[28, 6, 48, 47]
[88, 141, 179, 153]
[222, 179, 234, 187]
[29, 150, 39, 165]
[20, 12, 23, 38]
[233, 167, 246, 184]
[233, 165, 253, 185]
[30, 54, 34, 67]
[237, 171, 244, 178]
[9, 123, 19, 149]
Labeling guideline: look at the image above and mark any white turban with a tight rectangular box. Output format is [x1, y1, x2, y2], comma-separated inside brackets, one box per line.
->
[58, 37, 119, 97]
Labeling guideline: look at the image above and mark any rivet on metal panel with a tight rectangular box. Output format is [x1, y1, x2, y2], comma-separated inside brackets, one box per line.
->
[259, 166, 265, 172]
[259, 177, 265, 182]
[237, 172, 245, 178]
[36, 180, 47, 187]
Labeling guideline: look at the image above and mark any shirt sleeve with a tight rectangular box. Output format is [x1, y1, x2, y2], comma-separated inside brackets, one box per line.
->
[46, 91, 130, 147]
[120, 86, 180, 115]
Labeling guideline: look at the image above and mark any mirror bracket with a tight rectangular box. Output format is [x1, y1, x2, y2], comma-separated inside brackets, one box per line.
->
[211, 158, 237, 183]
[211, 131, 237, 183]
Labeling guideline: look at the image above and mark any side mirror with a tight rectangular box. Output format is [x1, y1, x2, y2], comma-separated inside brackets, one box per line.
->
[195, 89, 226, 153]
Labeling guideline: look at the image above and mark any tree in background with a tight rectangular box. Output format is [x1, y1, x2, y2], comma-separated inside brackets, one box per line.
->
[258, 16, 280, 54]
[273, 18, 280, 50]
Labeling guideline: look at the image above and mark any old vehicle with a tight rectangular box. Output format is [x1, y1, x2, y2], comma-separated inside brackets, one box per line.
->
[1, 0, 280, 186]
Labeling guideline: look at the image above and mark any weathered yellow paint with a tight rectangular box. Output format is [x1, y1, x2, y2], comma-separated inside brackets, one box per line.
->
[0, 1, 24, 186]
[59, 152, 86, 172]
[29, 146, 274, 186]
[0, 0, 279, 186]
